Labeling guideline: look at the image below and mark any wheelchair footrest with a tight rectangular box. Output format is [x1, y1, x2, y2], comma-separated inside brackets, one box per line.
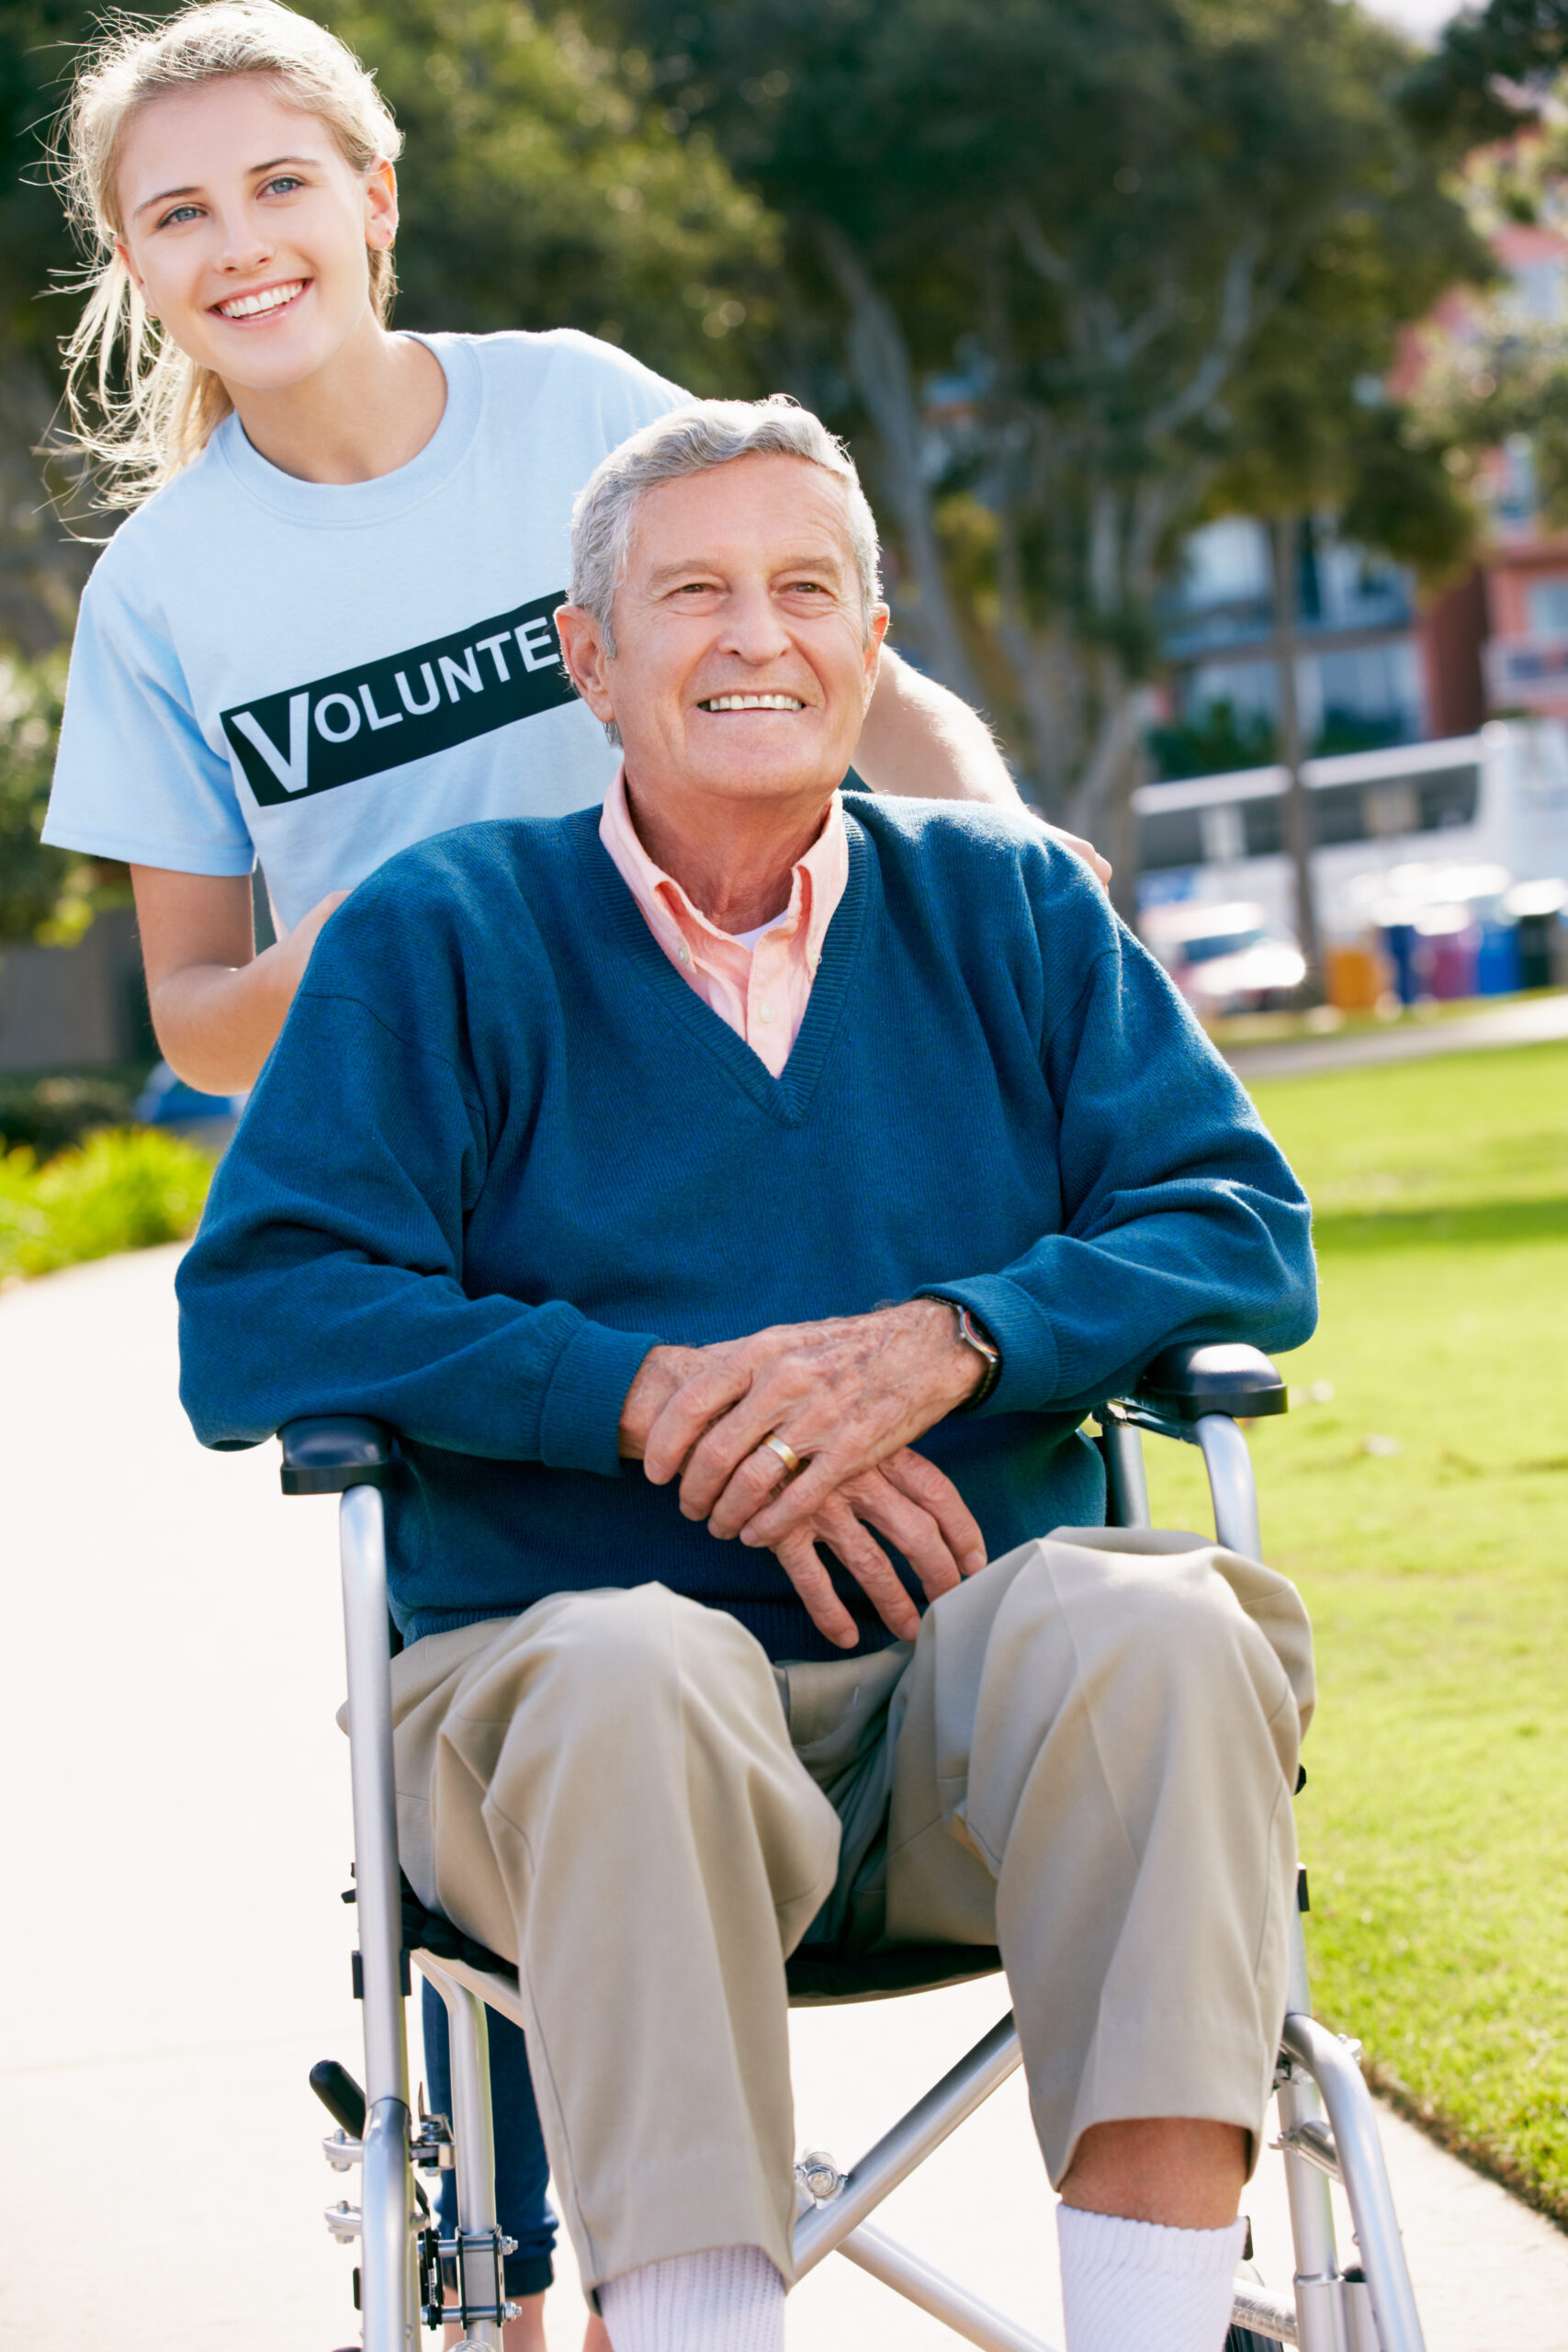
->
[1230, 2282, 1298, 2345]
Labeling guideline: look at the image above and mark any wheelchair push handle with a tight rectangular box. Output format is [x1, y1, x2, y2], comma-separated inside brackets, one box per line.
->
[279, 1415, 396, 1496]
[1126, 1340, 1286, 1423]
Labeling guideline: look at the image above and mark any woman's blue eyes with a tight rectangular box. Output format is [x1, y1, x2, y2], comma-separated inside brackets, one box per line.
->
[155, 176, 303, 228]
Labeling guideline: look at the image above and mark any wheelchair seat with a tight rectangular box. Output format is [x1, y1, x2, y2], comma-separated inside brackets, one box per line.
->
[398, 1871, 1002, 2008]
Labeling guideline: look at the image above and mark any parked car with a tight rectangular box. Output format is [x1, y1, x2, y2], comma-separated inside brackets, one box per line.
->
[1140, 900, 1307, 1015]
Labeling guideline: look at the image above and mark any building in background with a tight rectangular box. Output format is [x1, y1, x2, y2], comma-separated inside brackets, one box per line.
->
[1132, 207, 1568, 1010]
[1147, 516, 1439, 777]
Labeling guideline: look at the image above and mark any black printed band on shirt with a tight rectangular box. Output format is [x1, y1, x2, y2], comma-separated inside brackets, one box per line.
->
[220, 590, 577, 807]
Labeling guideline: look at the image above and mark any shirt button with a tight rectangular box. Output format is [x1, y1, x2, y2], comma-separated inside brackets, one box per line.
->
[758, 1001, 775, 1023]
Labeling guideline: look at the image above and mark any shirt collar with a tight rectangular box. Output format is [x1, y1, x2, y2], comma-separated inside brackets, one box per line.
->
[598, 763, 849, 967]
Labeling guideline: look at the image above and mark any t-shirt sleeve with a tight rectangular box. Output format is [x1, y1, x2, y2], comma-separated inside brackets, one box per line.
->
[43, 550, 255, 876]
[540, 327, 693, 436]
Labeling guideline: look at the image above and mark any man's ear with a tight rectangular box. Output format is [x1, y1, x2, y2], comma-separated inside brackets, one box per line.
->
[555, 604, 615, 724]
[863, 602, 891, 701]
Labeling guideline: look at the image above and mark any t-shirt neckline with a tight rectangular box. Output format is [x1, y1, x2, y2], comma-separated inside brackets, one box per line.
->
[212, 333, 481, 527]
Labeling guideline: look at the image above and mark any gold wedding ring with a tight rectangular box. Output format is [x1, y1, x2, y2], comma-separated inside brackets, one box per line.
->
[761, 1432, 802, 1475]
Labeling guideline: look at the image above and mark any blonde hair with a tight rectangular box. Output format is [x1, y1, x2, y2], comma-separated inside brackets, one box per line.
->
[58, 1, 403, 506]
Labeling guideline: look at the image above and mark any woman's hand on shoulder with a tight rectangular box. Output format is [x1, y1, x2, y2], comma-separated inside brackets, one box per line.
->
[1038, 820, 1111, 885]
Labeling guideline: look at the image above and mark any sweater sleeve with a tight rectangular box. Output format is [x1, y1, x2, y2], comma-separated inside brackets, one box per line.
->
[175, 985, 658, 1474]
[919, 902, 1317, 1416]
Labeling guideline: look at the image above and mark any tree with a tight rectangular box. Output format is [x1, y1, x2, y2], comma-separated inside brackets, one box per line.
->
[320, 1, 777, 390]
[614, 0, 1487, 892]
[0, 644, 127, 944]
[0, 2, 104, 648]
[1398, 0, 1568, 149]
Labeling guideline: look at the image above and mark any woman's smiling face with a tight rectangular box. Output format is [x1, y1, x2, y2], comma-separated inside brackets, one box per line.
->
[115, 75, 395, 393]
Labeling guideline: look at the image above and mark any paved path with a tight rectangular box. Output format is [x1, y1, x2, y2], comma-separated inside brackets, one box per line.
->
[4, 1246, 1566, 2350]
[1224, 989, 1568, 1083]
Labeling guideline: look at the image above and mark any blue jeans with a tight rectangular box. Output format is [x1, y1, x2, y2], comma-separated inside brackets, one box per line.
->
[423, 1979, 558, 2296]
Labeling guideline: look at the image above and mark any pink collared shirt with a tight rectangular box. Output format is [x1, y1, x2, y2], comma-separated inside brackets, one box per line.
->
[598, 765, 849, 1078]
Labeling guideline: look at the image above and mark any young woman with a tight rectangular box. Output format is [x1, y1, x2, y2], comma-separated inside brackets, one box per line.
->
[40, 6, 1104, 2342]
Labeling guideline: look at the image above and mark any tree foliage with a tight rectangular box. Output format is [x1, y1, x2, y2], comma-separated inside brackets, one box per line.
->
[612, 0, 1488, 840]
[0, 645, 128, 944]
[316, 2, 775, 389]
[1398, 0, 1568, 149]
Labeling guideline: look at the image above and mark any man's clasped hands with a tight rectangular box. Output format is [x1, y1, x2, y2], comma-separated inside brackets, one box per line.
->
[618, 1296, 992, 1650]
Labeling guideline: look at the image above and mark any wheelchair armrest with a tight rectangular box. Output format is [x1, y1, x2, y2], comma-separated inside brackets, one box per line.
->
[278, 1415, 396, 1496]
[1125, 1341, 1287, 1424]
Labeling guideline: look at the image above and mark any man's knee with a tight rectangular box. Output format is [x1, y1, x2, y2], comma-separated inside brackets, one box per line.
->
[1031, 1535, 1286, 1677]
[989, 1538, 1303, 1793]
[506, 1582, 747, 1743]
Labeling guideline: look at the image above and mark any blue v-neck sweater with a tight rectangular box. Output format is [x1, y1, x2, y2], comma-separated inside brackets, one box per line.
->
[177, 796, 1315, 1658]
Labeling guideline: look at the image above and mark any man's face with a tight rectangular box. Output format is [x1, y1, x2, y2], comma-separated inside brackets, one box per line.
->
[560, 453, 889, 812]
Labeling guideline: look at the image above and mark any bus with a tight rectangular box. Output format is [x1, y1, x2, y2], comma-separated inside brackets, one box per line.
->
[1134, 721, 1568, 1006]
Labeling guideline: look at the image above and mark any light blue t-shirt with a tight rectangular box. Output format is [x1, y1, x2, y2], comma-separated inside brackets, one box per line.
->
[45, 330, 686, 932]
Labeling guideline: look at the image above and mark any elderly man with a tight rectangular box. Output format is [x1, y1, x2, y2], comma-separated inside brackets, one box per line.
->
[178, 397, 1316, 2352]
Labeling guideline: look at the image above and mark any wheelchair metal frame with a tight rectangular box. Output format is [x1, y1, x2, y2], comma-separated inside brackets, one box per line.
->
[289, 1348, 1427, 2352]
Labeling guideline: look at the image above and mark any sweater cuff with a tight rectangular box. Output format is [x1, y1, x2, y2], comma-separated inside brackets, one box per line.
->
[537, 1317, 661, 1476]
[917, 1278, 1059, 1418]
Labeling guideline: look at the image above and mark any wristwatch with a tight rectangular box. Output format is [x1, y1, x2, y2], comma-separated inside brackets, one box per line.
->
[947, 1302, 1001, 1410]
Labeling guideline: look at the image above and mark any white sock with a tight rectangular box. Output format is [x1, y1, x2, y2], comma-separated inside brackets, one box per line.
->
[1057, 2204, 1246, 2352]
[598, 2245, 784, 2352]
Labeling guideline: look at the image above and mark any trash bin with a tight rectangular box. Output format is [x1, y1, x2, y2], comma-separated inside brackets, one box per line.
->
[1505, 880, 1568, 989]
[1380, 922, 1427, 1006]
[1475, 922, 1522, 996]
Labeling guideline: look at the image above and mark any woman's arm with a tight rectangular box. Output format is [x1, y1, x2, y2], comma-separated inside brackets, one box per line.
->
[856, 650, 1111, 882]
[131, 865, 345, 1093]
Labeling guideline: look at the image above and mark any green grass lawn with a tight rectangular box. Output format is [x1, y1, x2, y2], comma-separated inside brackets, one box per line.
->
[1142, 1039, 1568, 2214]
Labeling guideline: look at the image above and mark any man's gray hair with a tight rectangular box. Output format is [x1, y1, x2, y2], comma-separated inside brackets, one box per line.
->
[569, 395, 884, 658]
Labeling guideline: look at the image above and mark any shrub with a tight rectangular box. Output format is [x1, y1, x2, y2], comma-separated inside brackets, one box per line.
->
[0, 1125, 214, 1283]
[0, 1068, 151, 1158]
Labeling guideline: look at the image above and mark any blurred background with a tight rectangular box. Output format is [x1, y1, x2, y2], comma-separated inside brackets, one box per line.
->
[4, 0, 1568, 1094]
[1, 1, 1566, 2336]
[4, 0, 1568, 1108]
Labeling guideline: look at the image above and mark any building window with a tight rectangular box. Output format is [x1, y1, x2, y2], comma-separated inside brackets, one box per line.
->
[1526, 576, 1568, 637]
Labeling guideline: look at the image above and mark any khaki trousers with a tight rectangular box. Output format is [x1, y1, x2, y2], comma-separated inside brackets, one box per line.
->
[389, 1528, 1314, 2292]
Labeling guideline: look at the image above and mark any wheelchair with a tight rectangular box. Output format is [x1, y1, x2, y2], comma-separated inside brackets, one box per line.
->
[280, 1340, 1425, 2352]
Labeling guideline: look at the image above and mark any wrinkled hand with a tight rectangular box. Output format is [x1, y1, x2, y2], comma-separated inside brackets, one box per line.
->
[1039, 820, 1111, 887]
[764, 1449, 986, 1646]
[621, 1325, 988, 1644]
[619, 1301, 988, 1632]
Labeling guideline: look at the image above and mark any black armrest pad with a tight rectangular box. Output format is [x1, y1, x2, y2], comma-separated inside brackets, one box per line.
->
[1130, 1341, 1287, 1422]
[279, 1416, 396, 1496]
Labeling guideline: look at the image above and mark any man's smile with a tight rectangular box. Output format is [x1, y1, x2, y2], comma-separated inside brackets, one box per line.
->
[697, 693, 806, 712]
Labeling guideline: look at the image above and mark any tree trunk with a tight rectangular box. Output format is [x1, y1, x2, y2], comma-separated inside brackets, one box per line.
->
[813, 222, 988, 710]
[1269, 518, 1323, 1002]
